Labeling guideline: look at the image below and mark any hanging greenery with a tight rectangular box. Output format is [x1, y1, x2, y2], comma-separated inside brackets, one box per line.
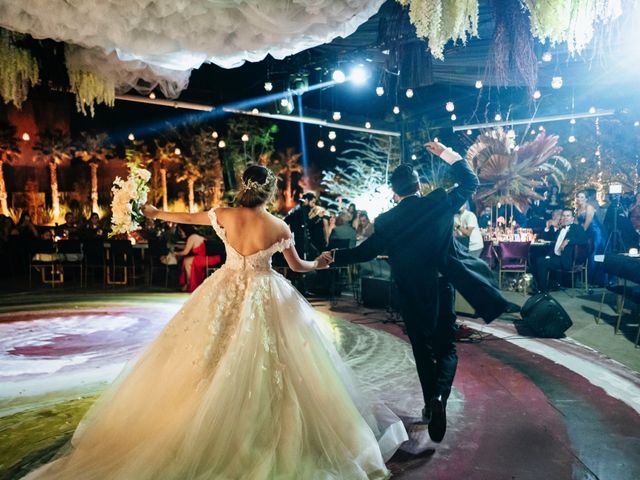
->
[0, 30, 39, 108]
[65, 47, 115, 117]
[396, 0, 479, 60]
[523, 0, 623, 54]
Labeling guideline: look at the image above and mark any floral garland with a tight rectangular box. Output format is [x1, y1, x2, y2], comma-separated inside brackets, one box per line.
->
[523, 0, 623, 54]
[0, 30, 39, 108]
[110, 162, 151, 236]
[397, 0, 479, 60]
[66, 47, 115, 117]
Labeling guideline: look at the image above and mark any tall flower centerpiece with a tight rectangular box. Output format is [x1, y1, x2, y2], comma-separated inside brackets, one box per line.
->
[109, 162, 151, 236]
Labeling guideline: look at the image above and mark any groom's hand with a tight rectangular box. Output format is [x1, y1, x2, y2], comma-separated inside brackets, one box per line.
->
[424, 141, 446, 156]
[320, 250, 335, 264]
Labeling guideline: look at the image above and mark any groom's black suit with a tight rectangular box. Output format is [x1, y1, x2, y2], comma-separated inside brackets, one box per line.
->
[333, 159, 508, 405]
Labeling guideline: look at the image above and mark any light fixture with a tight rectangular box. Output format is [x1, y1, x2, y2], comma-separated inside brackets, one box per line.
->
[317, 140, 325, 148]
[392, 106, 400, 114]
[128, 133, 135, 141]
[466, 129, 473, 135]
[332, 69, 346, 83]
[218, 140, 226, 148]
[568, 135, 576, 143]
[241, 134, 249, 142]
[365, 121, 371, 129]
[634, 121, 639, 127]
[406, 88, 414, 98]
[530, 129, 536, 135]
[494, 114, 502, 121]
[539, 125, 545, 131]
[475, 80, 483, 89]
[580, 157, 587, 163]
[595, 146, 601, 156]
[264, 82, 273, 92]
[542, 51, 552, 62]
[333, 111, 341, 121]
[411, 154, 417, 160]
[21, 132, 30, 141]
[280, 98, 289, 107]
[445, 101, 455, 112]
[251, 108, 259, 114]
[328, 131, 336, 140]
[212, 131, 219, 139]
[570, 118, 576, 124]
[589, 106, 596, 114]
[433, 137, 439, 142]
[551, 76, 563, 89]
[451, 114, 457, 121]
[350, 65, 368, 85]
[174, 147, 181, 155]
[376, 86, 384, 96]
[149, 92, 156, 100]
[330, 145, 336, 153]
[533, 90, 541, 99]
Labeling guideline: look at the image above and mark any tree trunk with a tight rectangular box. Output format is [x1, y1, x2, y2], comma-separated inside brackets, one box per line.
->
[188, 178, 195, 213]
[90, 162, 99, 213]
[49, 161, 60, 219]
[160, 168, 168, 211]
[213, 156, 224, 207]
[0, 160, 8, 216]
[284, 168, 294, 210]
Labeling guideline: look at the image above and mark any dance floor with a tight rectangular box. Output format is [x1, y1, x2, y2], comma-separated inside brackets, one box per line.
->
[1, 292, 639, 480]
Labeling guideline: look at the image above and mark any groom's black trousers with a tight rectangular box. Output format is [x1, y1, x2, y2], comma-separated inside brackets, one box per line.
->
[399, 279, 457, 405]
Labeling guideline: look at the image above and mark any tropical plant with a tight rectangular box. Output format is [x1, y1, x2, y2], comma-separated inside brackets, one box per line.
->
[0, 30, 39, 108]
[274, 148, 303, 210]
[176, 154, 202, 213]
[153, 140, 181, 211]
[32, 130, 73, 219]
[74, 131, 114, 212]
[0, 122, 20, 215]
[466, 129, 570, 212]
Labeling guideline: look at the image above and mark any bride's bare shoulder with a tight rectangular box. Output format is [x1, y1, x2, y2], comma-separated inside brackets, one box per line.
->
[270, 215, 292, 239]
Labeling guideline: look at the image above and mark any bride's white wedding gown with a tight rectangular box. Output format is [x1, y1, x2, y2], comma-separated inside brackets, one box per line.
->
[24, 209, 407, 480]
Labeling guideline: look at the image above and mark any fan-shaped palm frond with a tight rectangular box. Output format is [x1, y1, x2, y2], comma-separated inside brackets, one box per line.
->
[467, 129, 569, 212]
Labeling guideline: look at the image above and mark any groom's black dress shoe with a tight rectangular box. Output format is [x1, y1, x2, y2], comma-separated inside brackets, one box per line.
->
[428, 396, 446, 443]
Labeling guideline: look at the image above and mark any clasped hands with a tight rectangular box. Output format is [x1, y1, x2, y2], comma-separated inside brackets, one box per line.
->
[314, 250, 336, 269]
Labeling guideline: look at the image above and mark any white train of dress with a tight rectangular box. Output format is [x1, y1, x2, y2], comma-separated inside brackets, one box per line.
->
[24, 209, 407, 480]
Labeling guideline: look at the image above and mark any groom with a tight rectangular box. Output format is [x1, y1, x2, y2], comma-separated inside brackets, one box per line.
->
[323, 141, 510, 443]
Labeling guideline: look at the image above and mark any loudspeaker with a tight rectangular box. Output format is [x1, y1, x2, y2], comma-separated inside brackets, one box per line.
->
[520, 293, 572, 338]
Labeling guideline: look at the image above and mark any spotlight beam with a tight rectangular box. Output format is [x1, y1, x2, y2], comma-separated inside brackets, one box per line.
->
[453, 109, 615, 132]
[223, 108, 400, 137]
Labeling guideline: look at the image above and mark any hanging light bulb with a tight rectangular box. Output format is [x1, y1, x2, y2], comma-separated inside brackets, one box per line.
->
[317, 140, 325, 148]
[542, 51, 552, 62]
[280, 98, 289, 107]
[568, 135, 576, 143]
[433, 137, 439, 142]
[405, 88, 414, 98]
[149, 92, 156, 100]
[392, 106, 400, 114]
[475, 80, 483, 89]
[450, 114, 457, 121]
[264, 81, 273, 92]
[376, 86, 384, 96]
[365, 121, 371, 129]
[212, 131, 219, 139]
[466, 129, 473, 135]
[241, 134, 249, 142]
[251, 108, 259, 114]
[551, 76, 563, 89]
[589, 106, 596, 114]
[329, 145, 336, 153]
[530, 130, 536, 135]
[332, 69, 346, 83]
[533, 90, 541, 99]
[333, 111, 341, 121]
[634, 121, 640, 127]
[174, 147, 181, 155]
[328, 131, 336, 140]
[128, 133, 135, 141]
[21, 132, 30, 141]
[580, 157, 587, 163]
[411, 154, 417, 160]
[570, 118, 576, 124]
[494, 113, 502, 121]
[218, 140, 226, 148]
[445, 101, 455, 112]
[538, 125, 545, 131]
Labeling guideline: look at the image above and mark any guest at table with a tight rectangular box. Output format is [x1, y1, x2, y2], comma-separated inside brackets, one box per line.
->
[355, 211, 374, 244]
[454, 202, 483, 257]
[629, 192, 640, 233]
[478, 206, 492, 228]
[329, 212, 357, 248]
[539, 209, 563, 242]
[576, 190, 605, 285]
[14, 212, 38, 240]
[56, 212, 80, 239]
[176, 225, 221, 293]
[83, 212, 105, 239]
[532, 209, 588, 293]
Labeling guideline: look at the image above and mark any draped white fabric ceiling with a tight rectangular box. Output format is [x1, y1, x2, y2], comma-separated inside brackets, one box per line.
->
[0, 0, 385, 97]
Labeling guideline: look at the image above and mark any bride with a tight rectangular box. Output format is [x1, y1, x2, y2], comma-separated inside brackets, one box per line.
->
[23, 165, 407, 480]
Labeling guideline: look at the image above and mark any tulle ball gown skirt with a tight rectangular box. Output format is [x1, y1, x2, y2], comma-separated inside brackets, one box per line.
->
[23, 266, 406, 480]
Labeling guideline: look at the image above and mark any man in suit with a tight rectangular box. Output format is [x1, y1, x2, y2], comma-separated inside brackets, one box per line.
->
[323, 141, 511, 443]
[533, 209, 588, 292]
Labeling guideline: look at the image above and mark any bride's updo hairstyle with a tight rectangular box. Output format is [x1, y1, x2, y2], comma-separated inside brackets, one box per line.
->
[236, 165, 277, 207]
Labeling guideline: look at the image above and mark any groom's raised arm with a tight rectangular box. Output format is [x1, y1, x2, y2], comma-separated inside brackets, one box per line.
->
[331, 231, 386, 266]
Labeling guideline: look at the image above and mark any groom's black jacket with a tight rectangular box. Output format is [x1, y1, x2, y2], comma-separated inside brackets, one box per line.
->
[333, 160, 508, 324]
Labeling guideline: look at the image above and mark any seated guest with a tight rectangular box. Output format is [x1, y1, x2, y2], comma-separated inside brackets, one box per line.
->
[15, 212, 38, 239]
[355, 211, 374, 244]
[539, 209, 563, 241]
[83, 212, 105, 239]
[532, 209, 588, 293]
[478, 206, 492, 228]
[176, 225, 221, 293]
[329, 211, 357, 248]
[454, 202, 483, 257]
[56, 212, 80, 239]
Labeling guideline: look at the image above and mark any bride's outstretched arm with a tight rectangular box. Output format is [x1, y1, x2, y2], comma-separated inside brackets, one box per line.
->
[282, 244, 330, 272]
[142, 205, 211, 225]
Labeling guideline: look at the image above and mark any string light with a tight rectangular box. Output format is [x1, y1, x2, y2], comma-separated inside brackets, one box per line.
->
[570, 118, 576, 124]
[128, 133, 135, 141]
[406, 88, 414, 98]
[445, 101, 455, 112]
[328, 131, 336, 140]
[533, 90, 541, 99]
[333, 112, 341, 121]
[251, 108, 259, 114]
[634, 121, 639, 127]
[542, 51, 552, 62]
[530, 130, 536, 135]
[376, 86, 384, 96]
[264, 82, 273, 92]
[466, 129, 472, 135]
[174, 147, 181, 155]
[411, 154, 417, 160]
[580, 157, 587, 163]
[365, 121, 371, 129]
[589, 106, 596, 114]
[329, 145, 336, 152]
[241, 134, 249, 142]
[149, 92, 156, 99]
[538, 125, 545, 131]
[551, 76, 563, 89]
[280, 98, 289, 107]
[568, 135, 576, 143]
[218, 140, 226, 148]
[212, 131, 219, 139]
[475, 80, 483, 89]
[317, 140, 325, 148]
[494, 114, 502, 121]
[392, 106, 400, 114]
[451, 114, 457, 121]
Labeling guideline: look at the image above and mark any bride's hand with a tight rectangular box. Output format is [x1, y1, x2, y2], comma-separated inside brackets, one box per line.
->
[142, 204, 159, 219]
[314, 254, 331, 269]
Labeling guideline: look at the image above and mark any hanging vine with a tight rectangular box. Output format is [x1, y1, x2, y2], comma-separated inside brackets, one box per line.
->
[65, 46, 115, 117]
[396, 0, 479, 60]
[0, 30, 39, 108]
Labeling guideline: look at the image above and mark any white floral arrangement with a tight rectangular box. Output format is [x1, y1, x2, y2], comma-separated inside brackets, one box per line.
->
[109, 163, 151, 236]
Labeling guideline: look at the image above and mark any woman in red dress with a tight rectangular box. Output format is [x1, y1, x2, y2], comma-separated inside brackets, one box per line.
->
[176, 226, 221, 292]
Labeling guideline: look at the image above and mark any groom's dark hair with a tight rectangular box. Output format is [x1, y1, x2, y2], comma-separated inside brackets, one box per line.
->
[390, 165, 420, 196]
